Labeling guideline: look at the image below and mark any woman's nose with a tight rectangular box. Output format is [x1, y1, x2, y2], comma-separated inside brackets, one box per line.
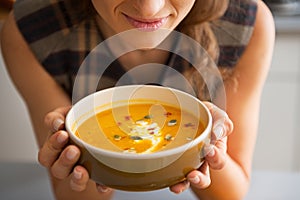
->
[133, 0, 165, 17]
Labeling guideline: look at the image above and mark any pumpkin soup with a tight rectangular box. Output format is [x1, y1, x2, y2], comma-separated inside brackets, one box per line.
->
[75, 101, 205, 154]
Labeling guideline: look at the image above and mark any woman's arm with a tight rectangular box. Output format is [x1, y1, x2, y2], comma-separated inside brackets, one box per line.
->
[192, 1, 275, 199]
[1, 12, 71, 146]
[1, 12, 112, 200]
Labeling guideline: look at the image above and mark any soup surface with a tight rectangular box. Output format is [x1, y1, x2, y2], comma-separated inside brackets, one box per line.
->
[75, 102, 205, 154]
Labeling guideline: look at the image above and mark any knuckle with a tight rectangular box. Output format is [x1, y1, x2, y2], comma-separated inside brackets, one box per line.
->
[37, 150, 50, 167]
[50, 166, 67, 180]
[44, 113, 54, 128]
[70, 179, 86, 192]
[50, 158, 73, 179]
[213, 162, 225, 170]
[218, 156, 227, 169]
[210, 154, 226, 170]
[46, 138, 61, 153]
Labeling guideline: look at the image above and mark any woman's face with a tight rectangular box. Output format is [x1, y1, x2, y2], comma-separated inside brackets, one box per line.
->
[91, 0, 196, 38]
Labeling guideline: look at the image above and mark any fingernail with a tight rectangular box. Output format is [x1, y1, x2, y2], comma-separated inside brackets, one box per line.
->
[213, 125, 224, 139]
[53, 119, 64, 131]
[73, 168, 82, 180]
[175, 188, 184, 194]
[205, 145, 215, 157]
[176, 181, 190, 194]
[207, 147, 215, 157]
[189, 175, 200, 184]
[57, 131, 68, 144]
[97, 185, 110, 193]
[66, 148, 78, 160]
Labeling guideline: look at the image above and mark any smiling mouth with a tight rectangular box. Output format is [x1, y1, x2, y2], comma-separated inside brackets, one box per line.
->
[124, 14, 168, 32]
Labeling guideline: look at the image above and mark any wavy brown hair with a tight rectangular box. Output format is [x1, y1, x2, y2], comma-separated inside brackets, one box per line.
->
[179, 0, 229, 61]
[177, 0, 230, 102]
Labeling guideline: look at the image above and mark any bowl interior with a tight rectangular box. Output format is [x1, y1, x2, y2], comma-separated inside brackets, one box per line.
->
[65, 85, 212, 173]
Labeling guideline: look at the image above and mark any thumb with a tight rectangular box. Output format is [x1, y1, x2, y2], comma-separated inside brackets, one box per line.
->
[203, 102, 234, 140]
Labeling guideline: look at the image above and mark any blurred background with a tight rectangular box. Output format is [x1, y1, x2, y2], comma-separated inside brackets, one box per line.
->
[1, 1, 300, 199]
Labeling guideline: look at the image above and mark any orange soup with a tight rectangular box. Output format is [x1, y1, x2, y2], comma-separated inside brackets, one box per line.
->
[75, 102, 205, 154]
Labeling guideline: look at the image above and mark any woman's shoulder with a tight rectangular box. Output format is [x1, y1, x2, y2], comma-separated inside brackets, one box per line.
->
[232, 0, 275, 92]
[222, 0, 258, 26]
[245, 0, 275, 64]
[14, 0, 82, 37]
[212, 0, 260, 67]
[13, 0, 98, 62]
[10, 0, 103, 95]
[13, 0, 87, 29]
[254, 0, 275, 36]
[242, 0, 275, 61]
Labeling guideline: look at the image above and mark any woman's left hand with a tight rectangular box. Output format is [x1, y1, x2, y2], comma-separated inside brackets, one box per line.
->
[169, 101, 234, 194]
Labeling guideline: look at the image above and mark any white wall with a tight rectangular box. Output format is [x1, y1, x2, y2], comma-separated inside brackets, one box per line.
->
[252, 32, 300, 172]
[0, 45, 38, 163]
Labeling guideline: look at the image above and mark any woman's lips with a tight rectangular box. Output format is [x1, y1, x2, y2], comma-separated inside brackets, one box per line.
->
[124, 15, 168, 32]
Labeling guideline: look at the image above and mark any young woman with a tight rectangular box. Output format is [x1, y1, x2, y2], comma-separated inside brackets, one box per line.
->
[1, 0, 274, 199]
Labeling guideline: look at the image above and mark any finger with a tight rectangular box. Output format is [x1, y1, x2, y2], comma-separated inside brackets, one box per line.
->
[205, 143, 227, 170]
[169, 180, 190, 194]
[187, 162, 211, 189]
[38, 130, 69, 168]
[70, 165, 90, 192]
[203, 102, 234, 140]
[96, 183, 113, 193]
[44, 106, 71, 132]
[50, 145, 80, 180]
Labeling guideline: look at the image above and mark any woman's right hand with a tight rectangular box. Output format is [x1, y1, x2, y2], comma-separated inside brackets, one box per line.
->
[38, 106, 94, 192]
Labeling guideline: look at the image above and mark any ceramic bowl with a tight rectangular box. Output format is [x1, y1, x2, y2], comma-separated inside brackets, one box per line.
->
[65, 85, 212, 191]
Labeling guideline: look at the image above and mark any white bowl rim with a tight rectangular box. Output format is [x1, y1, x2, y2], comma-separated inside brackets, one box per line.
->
[66, 85, 212, 160]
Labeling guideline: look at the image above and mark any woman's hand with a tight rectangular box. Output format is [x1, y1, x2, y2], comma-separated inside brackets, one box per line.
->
[170, 101, 234, 194]
[38, 106, 111, 193]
